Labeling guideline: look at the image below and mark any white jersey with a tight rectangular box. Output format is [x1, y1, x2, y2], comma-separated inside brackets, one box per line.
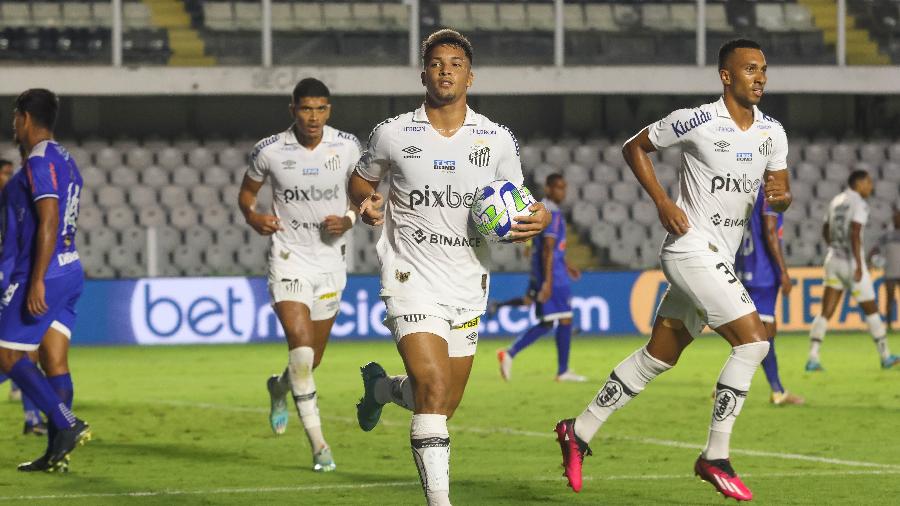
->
[357, 105, 524, 310]
[824, 189, 869, 261]
[648, 97, 788, 262]
[878, 230, 900, 279]
[247, 125, 362, 276]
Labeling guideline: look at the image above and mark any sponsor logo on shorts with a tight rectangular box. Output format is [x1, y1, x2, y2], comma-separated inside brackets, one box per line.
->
[758, 138, 773, 157]
[713, 390, 737, 421]
[596, 378, 624, 407]
[395, 270, 410, 283]
[281, 278, 301, 293]
[709, 173, 760, 194]
[317, 291, 338, 300]
[1, 283, 19, 306]
[410, 228, 482, 248]
[713, 140, 730, 152]
[408, 185, 478, 210]
[402, 314, 427, 323]
[453, 317, 480, 330]
[402, 146, 422, 159]
[465, 332, 478, 344]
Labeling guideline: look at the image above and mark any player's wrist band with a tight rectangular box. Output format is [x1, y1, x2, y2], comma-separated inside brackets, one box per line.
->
[345, 209, 357, 225]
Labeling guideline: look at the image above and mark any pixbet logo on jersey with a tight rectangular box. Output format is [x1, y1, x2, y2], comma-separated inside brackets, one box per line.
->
[408, 185, 477, 209]
[709, 173, 761, 194]
[282, 184, 341, 203]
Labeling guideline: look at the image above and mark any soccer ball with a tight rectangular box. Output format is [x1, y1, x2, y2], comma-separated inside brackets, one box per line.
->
[471, 180, 537, 242]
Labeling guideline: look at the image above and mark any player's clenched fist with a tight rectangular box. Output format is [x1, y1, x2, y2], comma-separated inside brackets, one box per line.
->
[322, 215, 352, 236]
[764, 174, 791, 212]
[509, 202, 552, 243]
[246, 211, 283, 235]
[359, 192, 385, 226]
[656, 198, 690, 236]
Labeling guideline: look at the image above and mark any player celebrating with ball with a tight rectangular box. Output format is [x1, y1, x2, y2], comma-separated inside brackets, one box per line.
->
[349, 29, 550, 506]
[554, 39, 791, 502]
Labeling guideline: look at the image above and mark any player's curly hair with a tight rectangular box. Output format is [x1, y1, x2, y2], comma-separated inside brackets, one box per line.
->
[421, 29, 473, 66]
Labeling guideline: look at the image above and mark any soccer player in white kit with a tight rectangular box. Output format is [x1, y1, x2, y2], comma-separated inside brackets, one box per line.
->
[806, 170, 900, 371]
[349, 30, 550, 506]
[238, 78, 362, 472]
[554, 40, 791, 502]
[870, 207, 900, 332]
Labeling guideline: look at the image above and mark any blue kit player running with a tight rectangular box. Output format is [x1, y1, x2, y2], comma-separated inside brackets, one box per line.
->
[497, 173, 586, 382]
[0, 89, 90, 472]
[735, 189, 804, 405]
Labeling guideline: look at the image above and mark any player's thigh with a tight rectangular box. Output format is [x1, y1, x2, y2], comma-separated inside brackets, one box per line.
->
[713, 311, 767, 347]
[306, 270, 346, 364]
[763, 321, 776, 339]
[273, 301, 315, 349]
[397, 331, 453, 413]
[310, 315, 337, 368]
[445, 355, 475, 419]
[851, 269, 878, 313]
[39, 324, 71, 376]
[820, 286, 844, 319]
[647, 315, 694, 366]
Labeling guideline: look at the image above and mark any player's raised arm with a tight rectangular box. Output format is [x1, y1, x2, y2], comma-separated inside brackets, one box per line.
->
[622, 128, 688, 235]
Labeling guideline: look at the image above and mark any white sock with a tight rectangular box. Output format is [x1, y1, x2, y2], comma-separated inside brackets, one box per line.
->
[411, 414, 451, 506]
[288, 346, 327, 451]
[703, 341, 769, 461]
[574, 346, 671, 443]
[866, 313, 890, 360]
[374, 375, 416, 411]
[809, 315, 828, 361]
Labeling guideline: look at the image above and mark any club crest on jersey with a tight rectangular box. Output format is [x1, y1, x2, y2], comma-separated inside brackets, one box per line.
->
[324, 154, 341, 172]
[468, 144, 491, 168]
[758, 138, 773, 157]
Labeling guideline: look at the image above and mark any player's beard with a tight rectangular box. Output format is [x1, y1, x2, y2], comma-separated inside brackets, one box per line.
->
[429, 86, 459, 106]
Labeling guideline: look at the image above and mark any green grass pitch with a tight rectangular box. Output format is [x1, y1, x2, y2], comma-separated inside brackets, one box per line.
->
[1, 332, 898, 505]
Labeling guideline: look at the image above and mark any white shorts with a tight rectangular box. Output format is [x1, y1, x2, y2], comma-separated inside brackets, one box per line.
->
[267, 269, 346, 321]
[823, 252, 876, 302]
[383, 297, 482, 358]
[656, 254, 757, 336]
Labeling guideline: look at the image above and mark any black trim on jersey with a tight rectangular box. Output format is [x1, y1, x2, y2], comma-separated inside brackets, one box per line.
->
[498, 123, 520, 158]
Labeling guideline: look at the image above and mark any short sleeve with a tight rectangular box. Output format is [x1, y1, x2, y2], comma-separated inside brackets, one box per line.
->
[544, 211, 563, 238]
[851, 199, 869, 225]
[343, 133, 363, 178]
[495, 125, 524, 187]
[765, 125, 788, 171]
[246, 137, 274, 182]
[26, 157, 59, 201]
[647, 108, 693, 150]
[356, 122, 392, 182]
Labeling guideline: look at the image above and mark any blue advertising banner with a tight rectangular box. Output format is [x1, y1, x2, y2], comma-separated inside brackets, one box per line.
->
[70, 268, 894, 346]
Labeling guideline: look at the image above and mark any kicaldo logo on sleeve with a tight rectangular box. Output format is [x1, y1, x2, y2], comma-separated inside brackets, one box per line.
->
[130, 278, 256, 344]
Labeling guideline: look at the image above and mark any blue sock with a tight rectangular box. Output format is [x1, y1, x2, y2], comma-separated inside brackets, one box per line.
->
[47, 374, 74, 409]
[508, 323, 552, 358]
[22, 391, 42, 425]
[555, 323, 573, 375]
[6, 358, 74, 429]
[761, 337, 784, 394]
[0, 373, 7, 384]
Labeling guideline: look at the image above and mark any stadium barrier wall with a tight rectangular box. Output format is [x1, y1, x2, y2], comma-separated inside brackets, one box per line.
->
[71, 268, 896, 346]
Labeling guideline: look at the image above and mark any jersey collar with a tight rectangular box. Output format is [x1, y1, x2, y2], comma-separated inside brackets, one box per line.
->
[713, 96, 762, 124]
[28, 139, 56, 158]
[411, 104, 480, 127]
[284, 125, 334, 148]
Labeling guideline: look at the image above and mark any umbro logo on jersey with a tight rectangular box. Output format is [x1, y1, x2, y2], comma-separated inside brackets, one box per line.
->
[469, 146, 491, 168]
[402, 145, 422, 159]
[713, 140, 730, 152]
[758, 138, 773, 156]
[281, 160, 297, 169]
[324, 154, 341, 172]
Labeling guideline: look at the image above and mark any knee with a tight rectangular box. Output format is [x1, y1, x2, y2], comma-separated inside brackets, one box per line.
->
[0, 348, 24, 372]
[414, 378, 450, 413]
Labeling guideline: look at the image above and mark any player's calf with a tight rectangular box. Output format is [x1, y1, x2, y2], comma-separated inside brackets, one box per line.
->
[287, 346, 332, 470]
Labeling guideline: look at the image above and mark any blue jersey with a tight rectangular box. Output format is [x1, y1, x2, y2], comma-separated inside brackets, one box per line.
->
[735, 189, 782, 287]
[530, 199, 569, 287]
[3, 141, 83, 283]
[0, 169, 24, 288]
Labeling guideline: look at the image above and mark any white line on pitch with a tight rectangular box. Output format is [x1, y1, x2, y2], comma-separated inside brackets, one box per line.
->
[3, 469, 899, 502]
[154, 400, 900, 471]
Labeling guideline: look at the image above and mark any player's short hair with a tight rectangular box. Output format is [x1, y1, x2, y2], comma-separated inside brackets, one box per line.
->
[292, 78, 330, 103]
[718, 39, 762, 70]
[421, 29, 473, 66]
[847, 169, 870, 189]
[546, 173, 564, 187]
[14, 88, 59, 131]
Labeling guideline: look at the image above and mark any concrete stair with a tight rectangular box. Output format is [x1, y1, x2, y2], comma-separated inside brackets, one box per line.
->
[565, 220, 600, 270]
[797, 0, 890, 65]
[142, 0, 216, 66]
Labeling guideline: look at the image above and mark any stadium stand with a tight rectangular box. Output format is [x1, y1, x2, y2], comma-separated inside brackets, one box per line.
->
[3, 133, 897, 278]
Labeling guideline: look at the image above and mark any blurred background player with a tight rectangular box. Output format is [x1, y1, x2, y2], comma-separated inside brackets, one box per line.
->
[239, 78, 361, 472]
[0, 89, 90, 472]
[806, 170, 899, 371]
[0, 153, 48, 435]
[869, 206, 900, 332]
[735, 188, 804, 405]
[553, 40, 791, 501]
[350, 30, 550, 506]
[497, 173, 586, 382]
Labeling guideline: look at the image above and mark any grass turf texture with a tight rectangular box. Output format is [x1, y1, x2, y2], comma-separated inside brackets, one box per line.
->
[1, 332, 898, 505]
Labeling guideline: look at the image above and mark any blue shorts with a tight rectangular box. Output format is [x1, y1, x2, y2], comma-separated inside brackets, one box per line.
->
[747, 284, 777, 323]
[0, 271, 84, 352]
[530, 282, 573, 322]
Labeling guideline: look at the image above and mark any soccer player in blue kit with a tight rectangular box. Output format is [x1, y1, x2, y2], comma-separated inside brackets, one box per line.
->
[497, 173, 586, 382]
[0, 89, 90, 471]
[734, 189, 804, 405]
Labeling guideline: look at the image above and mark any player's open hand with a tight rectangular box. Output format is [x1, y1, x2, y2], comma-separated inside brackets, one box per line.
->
[657, 198, 690, 236]
[360, 192, 385, 226]
[247, 211, 282, 236]
[780, 272, 793, 297]
[764, 174, 791, 212]
[509, 202, 551, 243]
[567, 264, 582, 281]
[27, 280, 48, 316]
[323, 215, 352, 236]
[537, 281, 553, 303]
